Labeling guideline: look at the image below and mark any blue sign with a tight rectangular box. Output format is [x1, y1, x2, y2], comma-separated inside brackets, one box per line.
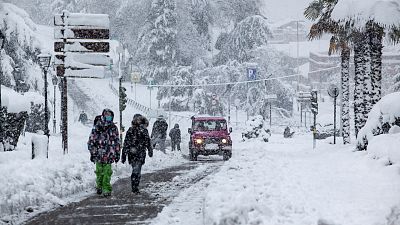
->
[247, 68, 257, 80]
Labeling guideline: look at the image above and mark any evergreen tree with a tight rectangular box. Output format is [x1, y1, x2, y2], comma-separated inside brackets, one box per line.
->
[215, 15, 271, 64]
[148, 0, 178, 67]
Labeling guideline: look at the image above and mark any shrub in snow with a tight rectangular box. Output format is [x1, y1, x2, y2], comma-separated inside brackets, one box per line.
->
[25, 103, 46, 134]
[389, 125, 400, 134]
[357, 92, 400, 151]
[242, 115, 271, 142]
[367, 133, 400, 165]
[0, 106, 28, 151]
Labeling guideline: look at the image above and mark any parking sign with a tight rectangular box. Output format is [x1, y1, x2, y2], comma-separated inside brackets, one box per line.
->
[247, 68, 257, 80]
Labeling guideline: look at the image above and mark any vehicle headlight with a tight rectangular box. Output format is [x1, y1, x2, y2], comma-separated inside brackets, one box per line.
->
[195, 138, 203, 144]
[221, 138, 228, 144]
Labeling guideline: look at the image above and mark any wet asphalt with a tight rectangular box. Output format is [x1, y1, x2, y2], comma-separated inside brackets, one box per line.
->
[24, 159, 222, 225]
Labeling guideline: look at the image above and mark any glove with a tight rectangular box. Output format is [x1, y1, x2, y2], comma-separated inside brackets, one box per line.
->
[148, 149, 153, 158]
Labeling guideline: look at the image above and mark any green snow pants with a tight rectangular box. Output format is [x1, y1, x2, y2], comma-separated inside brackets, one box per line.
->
[95, 163, 113, 194]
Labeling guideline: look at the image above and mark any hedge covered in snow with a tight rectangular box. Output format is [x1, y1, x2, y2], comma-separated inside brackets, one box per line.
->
[357, 92, 400, 151]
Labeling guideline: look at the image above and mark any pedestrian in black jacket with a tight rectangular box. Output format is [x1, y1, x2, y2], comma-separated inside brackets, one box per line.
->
[122, 114, 153, 194]
[169, 124, 181, 151]
[151, 115, 168, 153]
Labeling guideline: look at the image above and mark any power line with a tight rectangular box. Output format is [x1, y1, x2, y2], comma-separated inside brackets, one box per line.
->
[137, 65, 341, 88]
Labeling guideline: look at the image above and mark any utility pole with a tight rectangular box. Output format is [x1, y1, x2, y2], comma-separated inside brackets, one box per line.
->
[311, 90, 318, 149]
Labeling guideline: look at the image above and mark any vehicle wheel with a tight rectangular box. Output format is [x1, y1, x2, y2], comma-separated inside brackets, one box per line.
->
[223, 151, 231, 161]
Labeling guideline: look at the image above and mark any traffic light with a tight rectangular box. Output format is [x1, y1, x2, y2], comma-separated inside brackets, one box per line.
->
[310, 90, 318, 115]
[119, 86, 127, 112]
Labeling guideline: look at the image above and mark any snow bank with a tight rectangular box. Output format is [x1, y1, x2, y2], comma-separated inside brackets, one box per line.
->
[367, 133, 400, 165]
[332, 0, 400, 27]
[1, 86, 30, 113]
[202, 134, 400, 225]
[357, 92, 400, 150]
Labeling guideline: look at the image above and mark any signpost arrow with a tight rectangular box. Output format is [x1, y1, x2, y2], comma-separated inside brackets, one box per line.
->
[54, 11, 110, 155]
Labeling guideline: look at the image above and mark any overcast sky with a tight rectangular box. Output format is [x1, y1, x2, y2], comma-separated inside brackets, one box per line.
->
[262, 0, 312, 23]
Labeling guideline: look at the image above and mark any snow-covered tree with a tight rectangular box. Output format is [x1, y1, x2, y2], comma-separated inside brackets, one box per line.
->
[158, 66, 194, 111]
[331, 0, 400, 138]
[211, 0, 263, 25]
[148, 0, 178, 67]
[215, 15, 271, 64]
[305, 0, 354, 144]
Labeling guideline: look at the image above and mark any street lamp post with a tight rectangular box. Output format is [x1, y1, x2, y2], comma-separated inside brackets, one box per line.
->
[38, 53, 52, 158]
[51, 76, 58, 134]
[0, 31, 6, 149]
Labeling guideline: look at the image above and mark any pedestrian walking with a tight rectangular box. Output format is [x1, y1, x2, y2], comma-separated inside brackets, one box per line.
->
[151, 115, 168, 153]
[122, 114, 153, 194]
[169, 123, 181, 151]
[78, 110, 88, 124]
[87, 109, 121, 197]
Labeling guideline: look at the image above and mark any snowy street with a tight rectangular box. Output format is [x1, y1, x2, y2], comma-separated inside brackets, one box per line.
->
[1, 0, 400, 224]
[14, 131, 400, 225]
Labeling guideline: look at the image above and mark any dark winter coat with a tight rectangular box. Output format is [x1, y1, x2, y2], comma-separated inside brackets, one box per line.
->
[169, 128, 181, 143]
[87, 118, 121, 164]
[151, 119, 168, 139]
[122, 124, 152, 165]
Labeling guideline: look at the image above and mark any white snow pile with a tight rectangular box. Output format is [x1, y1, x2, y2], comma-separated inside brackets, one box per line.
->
[367, 132, 400, 165]
[357, 92, 400, 151]
[242, 115, 271, 142]
[332, 0, 400, 27]
[202, 134, 400, 225]
[1, 86, 30, 113]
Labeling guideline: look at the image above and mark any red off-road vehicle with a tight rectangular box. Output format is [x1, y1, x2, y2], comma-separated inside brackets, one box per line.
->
[188, 116, 232, 161]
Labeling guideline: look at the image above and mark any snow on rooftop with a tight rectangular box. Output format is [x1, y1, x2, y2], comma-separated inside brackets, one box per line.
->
[332, 0, 400, 27]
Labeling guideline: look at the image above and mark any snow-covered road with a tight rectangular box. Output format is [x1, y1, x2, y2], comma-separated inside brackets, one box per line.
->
[153, 133, 400, 225]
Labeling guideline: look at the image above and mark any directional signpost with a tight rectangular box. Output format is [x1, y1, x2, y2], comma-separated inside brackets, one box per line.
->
[54, 11, 110, 154]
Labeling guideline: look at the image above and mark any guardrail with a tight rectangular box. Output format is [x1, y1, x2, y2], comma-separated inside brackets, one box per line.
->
[108, 83, 190, 122]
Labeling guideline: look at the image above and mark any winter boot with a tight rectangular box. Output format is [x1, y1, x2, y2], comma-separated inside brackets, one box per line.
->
[132, 186, 140, 194]
[96, 188, 102, 195]
[103, 192, 111, 197]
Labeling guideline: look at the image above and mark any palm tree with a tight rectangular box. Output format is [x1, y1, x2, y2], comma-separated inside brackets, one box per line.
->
[305, 0, 352, 144]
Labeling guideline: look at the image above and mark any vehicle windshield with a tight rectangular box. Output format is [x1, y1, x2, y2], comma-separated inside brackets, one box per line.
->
[193, 120, 227, 131]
